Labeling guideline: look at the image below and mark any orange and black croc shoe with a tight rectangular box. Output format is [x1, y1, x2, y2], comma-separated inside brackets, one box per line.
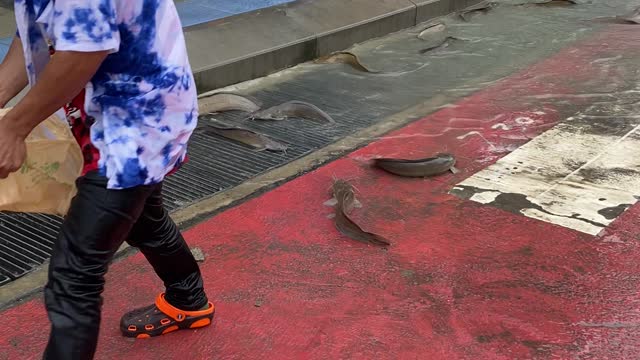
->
[121, 293, 215, 339]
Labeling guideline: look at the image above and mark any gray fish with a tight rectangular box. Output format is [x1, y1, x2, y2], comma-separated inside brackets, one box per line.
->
[374, 153, 458, 177]
[197, 124, 288, 152]
[459, 1, 497, 21]
[332, 180, 390, 247]
[417, 23, 447, 40]
[620, 6, 640, 24]
[315, 52, 380, 73]
[199, 92, 261, 114]
[533, 0, 577, 6]
[419, 36, 463, 54]
[251, 101, 336, 124]
[588, 14, 640, 24]
[332, 179, 357, 212]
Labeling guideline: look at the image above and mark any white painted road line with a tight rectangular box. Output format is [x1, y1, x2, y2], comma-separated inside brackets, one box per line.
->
[451, 116, 640, 235]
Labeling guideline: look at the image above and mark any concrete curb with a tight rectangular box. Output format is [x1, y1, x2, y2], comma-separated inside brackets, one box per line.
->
[188, 0, 482, 93]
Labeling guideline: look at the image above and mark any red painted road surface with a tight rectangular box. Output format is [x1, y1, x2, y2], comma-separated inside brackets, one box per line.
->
[2, 27, 640, 359]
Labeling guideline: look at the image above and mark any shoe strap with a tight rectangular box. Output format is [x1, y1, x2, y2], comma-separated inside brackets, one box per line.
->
[155, 293, 214, 322]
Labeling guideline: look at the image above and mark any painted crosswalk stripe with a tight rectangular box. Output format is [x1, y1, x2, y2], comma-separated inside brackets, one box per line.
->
[451, 111, 640, 235]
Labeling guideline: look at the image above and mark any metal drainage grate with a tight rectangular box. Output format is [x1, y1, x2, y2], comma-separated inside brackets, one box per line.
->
[0, 213, 62, 286]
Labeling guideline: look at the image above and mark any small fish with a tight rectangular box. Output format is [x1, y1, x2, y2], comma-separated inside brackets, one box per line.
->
[374, 153, 458, 177]
[459, 1, 496, 21]
[419, 36, 463, 54]
[620, 6, 640, 23]
[332, 179, 357, 212]
[417, 22, 447, 40]
[197, 123, 288, 152]
[332, 180, 390, 247]
[588, 15, 640, 25]
[199, 92, 261, 114]
[315, 52, 380, 73]
[533, 0, 577, 7]
[250, 101, 336, 124]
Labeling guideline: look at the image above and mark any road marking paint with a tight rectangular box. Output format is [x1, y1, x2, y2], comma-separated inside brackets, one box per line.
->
[452, 116, 640, 235]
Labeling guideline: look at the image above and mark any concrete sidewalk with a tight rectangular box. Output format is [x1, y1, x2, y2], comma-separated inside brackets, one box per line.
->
[0, 0, 296, 60]
[0, 0, 483, 91]
[2, 20, 640, 358]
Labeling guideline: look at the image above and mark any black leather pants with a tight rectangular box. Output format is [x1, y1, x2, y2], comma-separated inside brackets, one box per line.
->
[43, 172, 208, 359]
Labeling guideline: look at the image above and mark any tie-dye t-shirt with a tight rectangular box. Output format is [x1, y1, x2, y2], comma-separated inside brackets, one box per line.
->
[14, 0, 198, 189]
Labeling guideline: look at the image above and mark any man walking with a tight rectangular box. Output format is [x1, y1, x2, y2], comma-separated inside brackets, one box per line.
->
[0, 1, 213, 359]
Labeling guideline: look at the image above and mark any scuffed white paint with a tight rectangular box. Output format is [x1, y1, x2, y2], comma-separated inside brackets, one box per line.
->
[470, 191, 502, 204]
[453, 121, 640, 235]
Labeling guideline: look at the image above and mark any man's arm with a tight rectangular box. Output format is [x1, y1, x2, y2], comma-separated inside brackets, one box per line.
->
[0, 37, 29, 108]
[0, 50, 108, 178]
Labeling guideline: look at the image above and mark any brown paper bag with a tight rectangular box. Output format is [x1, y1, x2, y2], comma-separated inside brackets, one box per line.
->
[0, 108, 83, 216]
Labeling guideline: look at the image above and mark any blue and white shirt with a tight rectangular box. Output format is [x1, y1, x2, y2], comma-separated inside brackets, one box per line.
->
[14, 0, 198, 189]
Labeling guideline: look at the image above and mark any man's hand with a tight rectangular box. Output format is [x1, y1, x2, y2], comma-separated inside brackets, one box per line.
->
[0, 121, 26, 179]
